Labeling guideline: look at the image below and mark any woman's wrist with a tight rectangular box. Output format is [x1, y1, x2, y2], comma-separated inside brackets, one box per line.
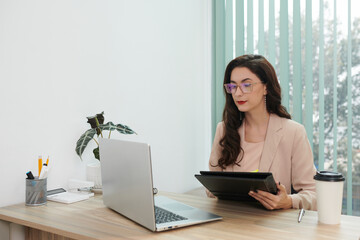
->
[284, 195, 293, 209]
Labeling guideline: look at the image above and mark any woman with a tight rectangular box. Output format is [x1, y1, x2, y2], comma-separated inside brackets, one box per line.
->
[209, 55, 317, 210]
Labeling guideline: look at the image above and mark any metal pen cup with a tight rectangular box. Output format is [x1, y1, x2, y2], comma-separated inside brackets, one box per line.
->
[25, 177, 47, 206]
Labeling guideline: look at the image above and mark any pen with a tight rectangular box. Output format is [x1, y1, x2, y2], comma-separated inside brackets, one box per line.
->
[46, 156, 49, 166]
[298, 208, 305, 223]
[38, 155, 42, 176]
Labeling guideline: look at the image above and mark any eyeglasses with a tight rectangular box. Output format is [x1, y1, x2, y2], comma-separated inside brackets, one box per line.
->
[224, 82, 260, 94]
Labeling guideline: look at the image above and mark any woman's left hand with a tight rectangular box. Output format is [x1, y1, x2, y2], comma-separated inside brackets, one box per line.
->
[248, 182, 292, 210]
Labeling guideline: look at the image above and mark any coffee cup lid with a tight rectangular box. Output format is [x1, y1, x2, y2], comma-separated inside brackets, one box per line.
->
[314, 171, 345, 182]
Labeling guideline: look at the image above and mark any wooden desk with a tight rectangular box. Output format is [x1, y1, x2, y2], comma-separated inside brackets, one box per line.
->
[0, 192, 359, 240]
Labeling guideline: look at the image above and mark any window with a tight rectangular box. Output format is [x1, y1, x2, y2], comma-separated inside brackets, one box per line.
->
[212, 0, 360, 215]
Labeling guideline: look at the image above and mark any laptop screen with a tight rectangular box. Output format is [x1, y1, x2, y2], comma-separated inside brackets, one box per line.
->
[99, 138, 156, 231]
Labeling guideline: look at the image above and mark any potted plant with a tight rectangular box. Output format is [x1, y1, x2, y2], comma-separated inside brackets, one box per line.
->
[75, 111, 136, 189]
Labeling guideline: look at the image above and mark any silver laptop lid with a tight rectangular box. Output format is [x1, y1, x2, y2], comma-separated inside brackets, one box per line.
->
[99, 138, 156, 231]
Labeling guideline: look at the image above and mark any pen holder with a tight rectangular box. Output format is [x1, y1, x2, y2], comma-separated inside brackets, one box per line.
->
[25, 177, 47, 206]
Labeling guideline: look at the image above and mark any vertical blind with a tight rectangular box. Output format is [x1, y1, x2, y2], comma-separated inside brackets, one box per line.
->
[212, 0, 354, 215]
[346, 0, 353, 215]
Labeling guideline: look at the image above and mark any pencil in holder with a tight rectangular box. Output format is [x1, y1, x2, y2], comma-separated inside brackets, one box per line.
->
[25, 177, 47, 206]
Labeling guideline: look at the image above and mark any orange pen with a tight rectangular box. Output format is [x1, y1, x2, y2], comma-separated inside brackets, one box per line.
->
[46, 156, 49, 166]
[38, 155, 43, 176]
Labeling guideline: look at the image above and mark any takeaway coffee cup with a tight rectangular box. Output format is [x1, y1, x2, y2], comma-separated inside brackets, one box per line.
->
[314, 171, 345, 224]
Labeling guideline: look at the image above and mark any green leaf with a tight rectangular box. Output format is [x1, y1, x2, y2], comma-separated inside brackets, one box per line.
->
[93, 147, 100, 160]
[87, 112, 105, 135]
[75, 128, 96, 159]
[99, 122, 136, 135]
[99, 122, 117, 131]
[116, 123, 137, 134]
[87, 111, 104, 128]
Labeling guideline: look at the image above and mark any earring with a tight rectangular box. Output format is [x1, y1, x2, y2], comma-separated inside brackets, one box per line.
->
[264, 95, 267, 107]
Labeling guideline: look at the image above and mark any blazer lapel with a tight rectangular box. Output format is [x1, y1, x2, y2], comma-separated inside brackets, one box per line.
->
[259, 114, 284, 172]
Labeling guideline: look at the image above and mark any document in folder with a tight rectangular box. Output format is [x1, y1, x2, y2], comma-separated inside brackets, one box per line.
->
[195, 171, 278, 201]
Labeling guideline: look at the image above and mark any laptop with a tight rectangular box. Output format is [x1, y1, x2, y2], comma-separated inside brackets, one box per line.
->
[99, 138, 222, 232]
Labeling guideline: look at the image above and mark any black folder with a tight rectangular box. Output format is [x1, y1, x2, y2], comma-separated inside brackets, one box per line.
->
[195, 171, 278, 201]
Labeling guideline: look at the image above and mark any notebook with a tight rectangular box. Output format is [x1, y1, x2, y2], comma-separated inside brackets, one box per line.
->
[195, 171, 278, 201]
[99, 138, 222, 232]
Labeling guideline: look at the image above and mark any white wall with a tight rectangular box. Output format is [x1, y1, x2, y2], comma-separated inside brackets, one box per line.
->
[0, 0, 212, 208]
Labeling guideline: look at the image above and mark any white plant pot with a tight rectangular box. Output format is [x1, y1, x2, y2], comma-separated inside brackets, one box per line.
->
[86, 161, 102, 191]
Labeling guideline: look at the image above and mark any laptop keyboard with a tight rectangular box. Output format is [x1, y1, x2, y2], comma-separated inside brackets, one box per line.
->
[155, 206, 187, 224]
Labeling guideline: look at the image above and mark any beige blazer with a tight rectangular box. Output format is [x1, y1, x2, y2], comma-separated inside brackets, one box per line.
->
[209, 114, 317, 210]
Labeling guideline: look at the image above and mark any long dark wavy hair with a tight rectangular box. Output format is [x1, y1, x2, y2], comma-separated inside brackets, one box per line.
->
[216, 54, 291, 169]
